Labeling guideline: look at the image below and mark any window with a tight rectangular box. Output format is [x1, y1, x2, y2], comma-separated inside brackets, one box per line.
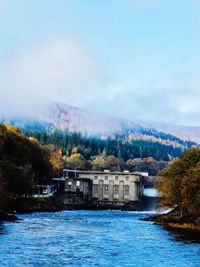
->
[104, 185, 109, 194]
[94, 176, 98, 180]
[76, 181, 80, 187]
[115, 176, 118, 181]
[105, 176, 108, 180]
[126, 176, 129, 181]
[68, 181, 72, 190]
[114, 185, 119, 194]
[124, 185, 129, 195]
[93, 184, 98, 194]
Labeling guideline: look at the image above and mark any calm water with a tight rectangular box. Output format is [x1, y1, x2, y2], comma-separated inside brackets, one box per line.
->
[0, 210, 200, 267]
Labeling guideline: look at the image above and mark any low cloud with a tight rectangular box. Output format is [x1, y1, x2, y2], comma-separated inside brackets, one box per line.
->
[85, 73, 200, 126]
[1, 37, 200, 126]
[0, 38, 104, 117]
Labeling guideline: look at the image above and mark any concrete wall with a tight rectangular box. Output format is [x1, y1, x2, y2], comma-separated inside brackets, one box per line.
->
[64, 178, 92, 201]
[78, 172, 142, 202]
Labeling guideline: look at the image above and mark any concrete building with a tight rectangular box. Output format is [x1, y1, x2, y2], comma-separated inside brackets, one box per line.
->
[61, 169, 145, 209]
[64, 177, 93, 202]
[52, 175, 92, 206]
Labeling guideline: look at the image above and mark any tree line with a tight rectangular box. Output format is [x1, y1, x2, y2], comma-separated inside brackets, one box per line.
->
[22, 128, 197, 175]
[23, 128, 188, 161]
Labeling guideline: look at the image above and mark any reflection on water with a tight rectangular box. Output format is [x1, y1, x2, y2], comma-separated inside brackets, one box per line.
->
[0, 210, 199, 267]
[0, 224, 4, 235]
[163, 225, 200, 244]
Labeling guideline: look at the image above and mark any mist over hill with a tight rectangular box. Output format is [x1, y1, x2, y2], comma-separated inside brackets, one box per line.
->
[1, 102, 199, 147]
[38, 102, 200, 144]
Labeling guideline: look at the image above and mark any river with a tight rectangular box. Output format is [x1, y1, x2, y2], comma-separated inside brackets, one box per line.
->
[0, 210, 199, 267]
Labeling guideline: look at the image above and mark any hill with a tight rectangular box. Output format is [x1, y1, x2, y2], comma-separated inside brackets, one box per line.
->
[38, 102, 200, 144]
[0, 102, 198, 160]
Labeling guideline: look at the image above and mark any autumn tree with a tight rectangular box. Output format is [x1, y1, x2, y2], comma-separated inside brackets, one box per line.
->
[66, 153, 88, 170]
[91, 155, 107, 171]
[157, 147, 200, 217]
[126, 158, 146, 172]
[0, 124, 63, 210]
[105, 155, 124, 171]
[181, 162, 200, 216]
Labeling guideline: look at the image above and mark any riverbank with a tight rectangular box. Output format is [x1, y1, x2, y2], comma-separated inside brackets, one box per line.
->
[142, 207, 200, 232]
[0, 196, 63, 221]
[12, 196, 63, 213]
[0, 211, 19, 221]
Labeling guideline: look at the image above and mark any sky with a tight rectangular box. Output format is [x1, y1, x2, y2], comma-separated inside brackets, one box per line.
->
[1, 0, 200, 126]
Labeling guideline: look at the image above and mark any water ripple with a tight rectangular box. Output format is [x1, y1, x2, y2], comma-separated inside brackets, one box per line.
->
[0, 211, 199, 267]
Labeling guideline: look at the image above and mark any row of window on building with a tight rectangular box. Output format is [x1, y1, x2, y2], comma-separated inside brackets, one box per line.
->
[93, 184, 129, 195]
[94, 176, 130, 181]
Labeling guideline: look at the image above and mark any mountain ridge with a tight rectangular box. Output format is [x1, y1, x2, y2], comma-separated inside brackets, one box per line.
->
[1, 102, 200, 144]
[39, 102, 200, 144]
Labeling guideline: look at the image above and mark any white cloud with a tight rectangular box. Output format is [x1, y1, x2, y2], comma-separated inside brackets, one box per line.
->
[0, 38, 105, 117]
[1, 38, 200, 126]
[85, 72, 200, 126]
[1, 37, 200, 126]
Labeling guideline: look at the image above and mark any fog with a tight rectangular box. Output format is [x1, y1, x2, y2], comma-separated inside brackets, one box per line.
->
[0, 38, 104, 118]
[1, 37, 200, 126]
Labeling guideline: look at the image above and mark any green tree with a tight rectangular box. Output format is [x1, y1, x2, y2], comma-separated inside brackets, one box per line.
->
[126, 158, 146, 172]
[66, 153, 87, 170]
[91, 155, 107, 171]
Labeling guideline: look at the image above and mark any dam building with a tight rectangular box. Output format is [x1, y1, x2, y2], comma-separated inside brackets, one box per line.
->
[54, 169, 145, 210]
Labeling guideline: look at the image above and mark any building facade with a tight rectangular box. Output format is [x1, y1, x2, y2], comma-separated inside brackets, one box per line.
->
[63, 169, 144, 204]
[64, 177, 93, 202]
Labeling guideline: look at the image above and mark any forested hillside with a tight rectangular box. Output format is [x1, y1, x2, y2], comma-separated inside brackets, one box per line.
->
[24, 129, 193, 160]
[38, 102, 200, 143]
[2, 102, 200, 143]
[23, 128, 197, 175]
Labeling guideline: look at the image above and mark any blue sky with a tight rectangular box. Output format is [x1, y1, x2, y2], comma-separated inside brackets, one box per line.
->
[1, 0, 200, 125]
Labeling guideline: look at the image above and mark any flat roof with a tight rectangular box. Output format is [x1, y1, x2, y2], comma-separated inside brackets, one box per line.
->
[52, 177, 66, 181]
[52, 177, 91, 181]
[63, 169, 147, 176]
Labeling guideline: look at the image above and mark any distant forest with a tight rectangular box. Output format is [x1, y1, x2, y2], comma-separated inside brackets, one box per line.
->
[23, 129, 192, 160]
[23, 128, 196, 175]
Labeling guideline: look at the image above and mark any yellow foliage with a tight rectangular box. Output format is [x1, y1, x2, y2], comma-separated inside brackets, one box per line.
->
[71, 146, 79, 154]
[157, 148, 200, 215]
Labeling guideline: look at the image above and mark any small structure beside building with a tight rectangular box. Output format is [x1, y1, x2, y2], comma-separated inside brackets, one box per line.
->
[33, 185, 56, 198]
[53, 169, 146, 211]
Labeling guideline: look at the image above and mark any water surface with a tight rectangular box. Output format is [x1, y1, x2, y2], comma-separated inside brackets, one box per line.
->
[0, 210, 199, 266]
